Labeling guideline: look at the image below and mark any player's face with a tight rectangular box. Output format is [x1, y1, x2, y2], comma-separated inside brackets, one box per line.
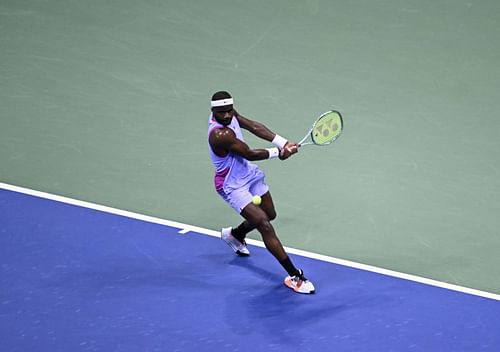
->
[212, 105, 234, 126]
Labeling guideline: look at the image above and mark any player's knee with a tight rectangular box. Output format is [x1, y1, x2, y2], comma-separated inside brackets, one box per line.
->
[256, 218, 272, 233]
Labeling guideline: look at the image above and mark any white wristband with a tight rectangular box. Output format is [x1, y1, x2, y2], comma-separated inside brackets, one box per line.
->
[266, 147, 280, 159]
[272, 134, 288, 149]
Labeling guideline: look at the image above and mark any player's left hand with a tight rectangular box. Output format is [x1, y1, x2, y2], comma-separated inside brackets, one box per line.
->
[279, 142, 299, 160]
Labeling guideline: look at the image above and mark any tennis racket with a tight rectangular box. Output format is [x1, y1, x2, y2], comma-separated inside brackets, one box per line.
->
[298, 110, 343, 147]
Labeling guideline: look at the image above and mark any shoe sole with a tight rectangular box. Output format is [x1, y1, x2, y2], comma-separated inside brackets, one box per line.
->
[284, 278, 315, 294]
[235, 250, 250, 257]
[222, 236, 250, 256]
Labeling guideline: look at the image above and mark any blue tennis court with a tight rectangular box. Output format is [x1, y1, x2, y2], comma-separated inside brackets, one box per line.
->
[1, 185, 499, 351]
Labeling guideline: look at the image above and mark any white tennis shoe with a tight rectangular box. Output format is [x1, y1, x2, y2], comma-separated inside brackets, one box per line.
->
[221, 227, 250, 256]
[284, 269, 315, 294]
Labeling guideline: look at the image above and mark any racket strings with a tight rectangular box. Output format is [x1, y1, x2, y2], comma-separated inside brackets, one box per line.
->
[311, 112, 342, 145]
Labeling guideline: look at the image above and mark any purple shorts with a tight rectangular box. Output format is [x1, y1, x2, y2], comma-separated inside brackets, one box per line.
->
[218, 174, 269, 214]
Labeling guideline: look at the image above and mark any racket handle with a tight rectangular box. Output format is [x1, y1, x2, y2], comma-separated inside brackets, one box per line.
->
[298, 133, 309, 146]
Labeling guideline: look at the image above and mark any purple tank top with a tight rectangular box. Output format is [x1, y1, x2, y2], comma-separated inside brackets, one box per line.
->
[207, 114, 262, 193]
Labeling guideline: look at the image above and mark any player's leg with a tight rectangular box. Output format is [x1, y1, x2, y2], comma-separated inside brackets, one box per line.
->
[240, 203, 287, 260]
[240, 203, 305, 283]
[231, 174, 275, 240]
[241, 195, 315, 294]
[240, 198, 315, 294]
[217, 187, 252, 256]
[230, 220, 255, 242]
[221, 176, 277, 251]
[259, 191, 276, 221]
[231, 191, 275, 242]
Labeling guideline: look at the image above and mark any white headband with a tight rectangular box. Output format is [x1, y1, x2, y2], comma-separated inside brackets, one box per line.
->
[211, 98, 233, 107]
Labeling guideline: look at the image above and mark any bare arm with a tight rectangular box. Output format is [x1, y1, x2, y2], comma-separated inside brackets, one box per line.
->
[209, 127, 271, 161]
[234, 111, 277, 142]
[235, 111, 299, 156]
[236, 110, 298, 148]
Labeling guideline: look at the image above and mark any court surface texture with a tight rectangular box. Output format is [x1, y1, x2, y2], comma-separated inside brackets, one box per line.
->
[1, 184, 499, 352]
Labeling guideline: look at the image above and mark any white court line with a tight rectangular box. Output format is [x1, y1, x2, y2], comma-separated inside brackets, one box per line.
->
[1, 182, 499, 302]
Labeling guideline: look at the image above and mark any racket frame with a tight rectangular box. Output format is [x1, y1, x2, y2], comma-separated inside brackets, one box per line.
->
[299, 110, 343, 146]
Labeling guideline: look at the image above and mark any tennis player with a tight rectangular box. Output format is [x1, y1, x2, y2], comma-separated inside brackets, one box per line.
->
[207, 90, 315, 294]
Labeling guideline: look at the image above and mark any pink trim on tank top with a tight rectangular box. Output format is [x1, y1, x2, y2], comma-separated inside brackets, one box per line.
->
[214, 167, 229, 192]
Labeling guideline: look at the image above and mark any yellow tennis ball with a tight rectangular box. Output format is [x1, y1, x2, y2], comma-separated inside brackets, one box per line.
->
[252, 195, 262, 206]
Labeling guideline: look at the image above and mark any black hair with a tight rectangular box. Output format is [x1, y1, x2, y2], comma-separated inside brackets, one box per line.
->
[211, 91, 232, 101]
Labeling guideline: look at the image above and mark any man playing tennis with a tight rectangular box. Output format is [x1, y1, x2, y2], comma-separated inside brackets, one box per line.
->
[207, 90, 315, 294]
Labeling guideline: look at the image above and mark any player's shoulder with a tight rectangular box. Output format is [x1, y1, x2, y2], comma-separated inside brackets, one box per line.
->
[210, 126, 233, 135]
[209, 126, 236, 143]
